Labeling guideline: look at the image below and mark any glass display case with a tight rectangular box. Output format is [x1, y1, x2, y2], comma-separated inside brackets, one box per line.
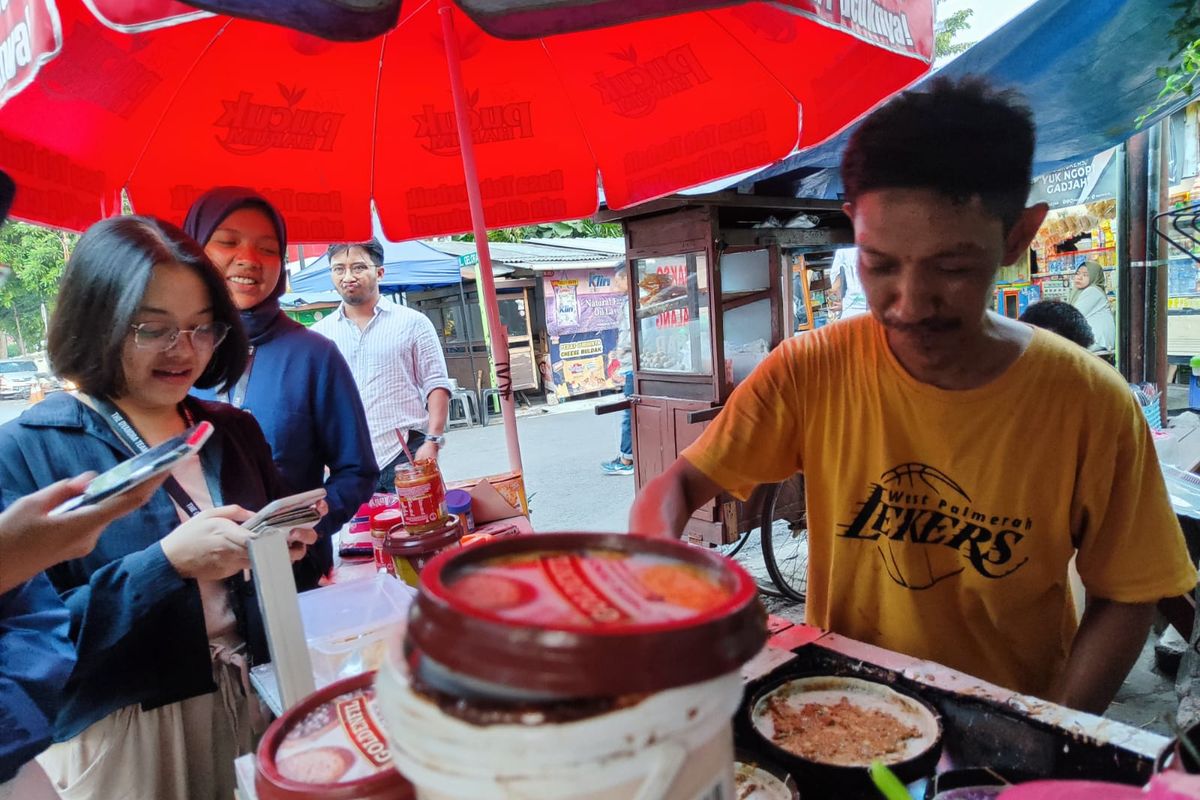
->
[633, 253, 712, 375]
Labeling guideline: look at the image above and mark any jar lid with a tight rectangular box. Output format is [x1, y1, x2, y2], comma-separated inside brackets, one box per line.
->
[371, 509, 404, 531]
[255, 672, 414, 800]
[383, 516, 461, 555]
[444, 489, 472, 512]
[405, 532, 766, 698]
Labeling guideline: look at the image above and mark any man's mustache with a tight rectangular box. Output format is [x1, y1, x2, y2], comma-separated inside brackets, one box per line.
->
[881, 316, 962, 335]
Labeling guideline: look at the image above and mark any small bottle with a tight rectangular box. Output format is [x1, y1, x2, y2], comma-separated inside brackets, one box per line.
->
[371, 509, 404, 575]
[445, 489, 475, 534]
[394, 459, 449, 534]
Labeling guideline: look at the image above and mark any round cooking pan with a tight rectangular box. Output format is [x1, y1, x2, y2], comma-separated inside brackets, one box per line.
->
[746, 675, 943, 797]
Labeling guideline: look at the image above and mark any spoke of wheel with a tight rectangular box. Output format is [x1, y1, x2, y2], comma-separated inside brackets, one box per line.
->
[761, 481, 809, 602]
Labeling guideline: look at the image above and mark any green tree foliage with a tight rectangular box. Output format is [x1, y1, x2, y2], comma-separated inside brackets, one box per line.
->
[1138, 1, 1200, 127]
[935, 0, 975, 58]
[0, 222, 76, 355]
[454, 218, 623, 243]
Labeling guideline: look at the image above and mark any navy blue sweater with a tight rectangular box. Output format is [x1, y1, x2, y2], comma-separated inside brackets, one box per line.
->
[0, 394, 287, 741]
[0, 575, 73, 781]
[194, 315, 376, 582]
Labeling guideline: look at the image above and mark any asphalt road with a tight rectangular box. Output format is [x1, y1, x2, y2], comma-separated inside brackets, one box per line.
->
[439, 402, 634, 533]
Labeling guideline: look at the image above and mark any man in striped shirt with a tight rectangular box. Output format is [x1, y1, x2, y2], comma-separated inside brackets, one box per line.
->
[312, 239, 452, 492]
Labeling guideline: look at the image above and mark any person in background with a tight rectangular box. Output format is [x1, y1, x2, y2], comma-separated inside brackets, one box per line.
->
[630, 77, 1196, 714]
[0, 216, 319, 799]
[0, 175, 171, 800]
[312, 238, 453, 493]
[1068, 260, 1116, 352]
[601, 266, 634, 476]
[184, 188, 375, 588]
[1018, 300, 1095, 349]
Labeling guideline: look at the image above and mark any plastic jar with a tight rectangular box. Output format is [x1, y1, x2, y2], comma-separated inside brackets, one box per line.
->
[444, 489, 474, 533]
[383, 517, 461, 588]
[256, 672, 415, 800]
[393, 460, 447, 534]
[376, 532, 768, 800]
[370, 509, 404, 573]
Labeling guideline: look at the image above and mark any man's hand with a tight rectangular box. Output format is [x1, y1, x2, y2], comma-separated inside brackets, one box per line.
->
[629, 458, 723, 539]
[1051, 597, 1156, 714]
[414, 441, 440, 463]
[0, 472, 168, 593]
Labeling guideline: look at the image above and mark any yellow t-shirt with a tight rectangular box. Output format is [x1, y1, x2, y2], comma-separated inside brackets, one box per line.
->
[682, 314, 1196, 697]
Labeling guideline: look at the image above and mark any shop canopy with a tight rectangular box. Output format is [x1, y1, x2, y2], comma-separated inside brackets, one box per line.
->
[690, 0, 1191, 198]
[288, 239, 462, 293]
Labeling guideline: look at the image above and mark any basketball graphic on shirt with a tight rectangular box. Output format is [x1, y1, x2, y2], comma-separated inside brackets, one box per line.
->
[839, 462, 1030, 590]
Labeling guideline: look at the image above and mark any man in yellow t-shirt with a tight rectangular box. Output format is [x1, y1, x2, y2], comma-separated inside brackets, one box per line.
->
[629, 77, 1196, 713]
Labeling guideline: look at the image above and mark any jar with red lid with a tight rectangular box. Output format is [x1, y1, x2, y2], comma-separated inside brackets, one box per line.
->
[393, 460, 447, 534]
[370, 509, 404, 574]
[375, 532, 768, 800]
[255, 672, 415, 800]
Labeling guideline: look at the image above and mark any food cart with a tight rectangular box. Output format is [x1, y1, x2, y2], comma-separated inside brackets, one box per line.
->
[596, 194, 853, 600]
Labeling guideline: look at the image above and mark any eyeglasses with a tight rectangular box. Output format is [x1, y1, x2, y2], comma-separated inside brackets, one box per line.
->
[129, 322, 231, 352]
[331, 263, 374, 277]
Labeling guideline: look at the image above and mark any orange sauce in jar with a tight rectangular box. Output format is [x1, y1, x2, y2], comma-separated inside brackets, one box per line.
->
[393, 459, 448, 533]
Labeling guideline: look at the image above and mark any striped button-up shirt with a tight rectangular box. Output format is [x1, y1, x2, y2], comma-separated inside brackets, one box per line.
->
[312, 298, 452, 467]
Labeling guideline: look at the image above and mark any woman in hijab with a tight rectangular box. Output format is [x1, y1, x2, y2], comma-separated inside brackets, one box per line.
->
[1068, 260, 1116, 352]
[184, 188, 376, 589]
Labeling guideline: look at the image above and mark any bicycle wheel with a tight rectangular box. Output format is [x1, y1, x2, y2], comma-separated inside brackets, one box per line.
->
[760, 482, 810, 602]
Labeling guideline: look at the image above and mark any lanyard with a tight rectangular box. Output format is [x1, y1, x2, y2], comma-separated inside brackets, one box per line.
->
[92, 396, 205, 519]
[220, 346, 255, 410]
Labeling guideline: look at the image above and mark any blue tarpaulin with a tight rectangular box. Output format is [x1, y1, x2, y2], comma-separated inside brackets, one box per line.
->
[288, 238, 462, 293]
[701, 0, 1192, 197]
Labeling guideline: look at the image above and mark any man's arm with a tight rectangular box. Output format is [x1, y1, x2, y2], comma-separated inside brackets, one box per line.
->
[1051, 597, 1155, 714]
[414, 388, 451, 463]
[629, 457, 723, 538]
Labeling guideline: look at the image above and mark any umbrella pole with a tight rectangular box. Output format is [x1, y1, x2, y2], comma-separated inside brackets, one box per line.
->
[437, 0, 524, 476]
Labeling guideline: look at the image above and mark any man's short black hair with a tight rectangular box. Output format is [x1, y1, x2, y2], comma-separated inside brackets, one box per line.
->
[327, 238, 385, 267]
[49, 216, 249, 398]
[841, 77, 1036, 231]
[1019, 300, 1094, 349]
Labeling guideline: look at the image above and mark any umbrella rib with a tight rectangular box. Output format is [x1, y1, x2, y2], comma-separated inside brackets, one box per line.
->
[372, 0, 432, 208]
[535, 36, 605, 206]
[121, 17, 236, 207]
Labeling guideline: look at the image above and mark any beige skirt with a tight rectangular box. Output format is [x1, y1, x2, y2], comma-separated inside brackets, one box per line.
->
[37, 650, 265, 800]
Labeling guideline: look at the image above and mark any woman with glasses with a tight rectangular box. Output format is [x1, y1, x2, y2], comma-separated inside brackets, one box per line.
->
[184, 187, 375, 590]
[0, 216, 319, 800]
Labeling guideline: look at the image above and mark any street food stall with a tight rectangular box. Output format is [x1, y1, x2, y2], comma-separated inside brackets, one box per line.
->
[595, 193, 853, 600]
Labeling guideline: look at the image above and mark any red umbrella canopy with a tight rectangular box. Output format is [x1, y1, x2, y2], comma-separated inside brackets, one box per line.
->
[0, 0, 933, 242]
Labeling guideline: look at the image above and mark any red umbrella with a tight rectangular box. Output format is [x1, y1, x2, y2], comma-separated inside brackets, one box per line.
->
[0, 0, 933, 474]
[1, 0, 932, 238]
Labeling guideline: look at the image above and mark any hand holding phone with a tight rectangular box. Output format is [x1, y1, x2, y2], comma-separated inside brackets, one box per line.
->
[50, 422, 214, 516]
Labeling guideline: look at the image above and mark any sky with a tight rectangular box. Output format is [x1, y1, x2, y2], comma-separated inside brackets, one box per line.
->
[938, 0, 1041, 49]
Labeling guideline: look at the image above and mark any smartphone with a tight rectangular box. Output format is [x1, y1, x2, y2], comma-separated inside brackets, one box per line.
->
[242, 488, 327, 533]
[50, 422, 215, 516]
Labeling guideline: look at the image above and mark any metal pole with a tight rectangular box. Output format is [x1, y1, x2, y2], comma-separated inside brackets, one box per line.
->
[458, 278, 481, 412]
[438, 0, 524, 475]
[1125, 131, 1150, 384]
[1149, 121, 1170, 424]
[1116, 144, 1132, 378]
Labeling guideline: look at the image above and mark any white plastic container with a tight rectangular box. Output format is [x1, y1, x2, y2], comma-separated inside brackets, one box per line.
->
[298, 575, 415, 686]
[375, 657, 743, 800]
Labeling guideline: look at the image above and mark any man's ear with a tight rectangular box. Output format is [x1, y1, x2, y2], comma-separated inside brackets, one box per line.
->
[842, 201, 854, 221]
[376, 266, 385, 279]
[1002, 202, 1049, 265]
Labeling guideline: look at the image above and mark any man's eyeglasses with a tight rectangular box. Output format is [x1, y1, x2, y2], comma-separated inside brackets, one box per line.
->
[129, 322, 231, 352]
[331, 263, 374, 277]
